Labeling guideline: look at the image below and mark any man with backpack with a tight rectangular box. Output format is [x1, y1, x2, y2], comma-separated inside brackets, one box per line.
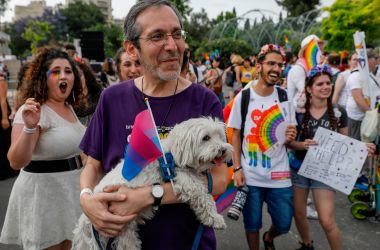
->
[228, 44, 297, 250]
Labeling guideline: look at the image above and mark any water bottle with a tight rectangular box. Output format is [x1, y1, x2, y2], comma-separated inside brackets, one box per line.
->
[227, 185, 249, 220]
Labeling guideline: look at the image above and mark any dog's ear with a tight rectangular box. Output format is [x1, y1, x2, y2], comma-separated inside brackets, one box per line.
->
[169, 122, 196, 167]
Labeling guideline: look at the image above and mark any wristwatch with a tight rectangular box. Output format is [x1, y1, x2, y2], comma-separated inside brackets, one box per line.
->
[151, 183, 164, 207]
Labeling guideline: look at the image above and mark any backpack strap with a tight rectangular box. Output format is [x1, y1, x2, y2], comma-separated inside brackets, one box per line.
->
[275, 86, 288, 103]
[240, 88, 250, 158]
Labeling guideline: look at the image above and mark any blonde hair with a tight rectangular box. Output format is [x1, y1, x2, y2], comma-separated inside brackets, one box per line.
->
[231, 55, 244, 65]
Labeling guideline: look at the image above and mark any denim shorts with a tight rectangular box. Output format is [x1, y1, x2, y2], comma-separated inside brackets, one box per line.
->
[291, 169, 335, 191]
[242, 186, 293, 233]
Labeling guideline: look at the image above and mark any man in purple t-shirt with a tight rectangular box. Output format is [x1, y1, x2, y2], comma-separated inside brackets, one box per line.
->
[78, 1, 228, 249]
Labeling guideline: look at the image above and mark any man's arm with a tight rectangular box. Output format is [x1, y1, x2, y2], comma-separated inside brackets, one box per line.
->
[351, 88, 370, 112]
[332, 74, 345, 104]
[79, 156, 137, 237]
[231, 128, 245, 187]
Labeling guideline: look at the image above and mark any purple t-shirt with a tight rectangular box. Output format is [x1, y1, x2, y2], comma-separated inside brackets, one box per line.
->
[80, 80, 223, 250]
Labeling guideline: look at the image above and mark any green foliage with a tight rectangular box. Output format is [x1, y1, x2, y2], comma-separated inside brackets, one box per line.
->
[89, 23, 124, 58]
[60, 0, 105, 39]
[195, 38, 253, 67]
[4, 22, 31, 58]
[22, 21, 54, 54]
[276, 0, 320, 18]
[136, 0, 192, 20]
[322, 0, 380, 51]
[184, 8, 211, 51]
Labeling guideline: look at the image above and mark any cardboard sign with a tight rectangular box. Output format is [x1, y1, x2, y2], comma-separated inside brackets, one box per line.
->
[298, 127, 368, 195]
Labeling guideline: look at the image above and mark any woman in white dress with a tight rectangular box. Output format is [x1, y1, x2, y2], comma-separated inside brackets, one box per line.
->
[0, 47, 85, 250]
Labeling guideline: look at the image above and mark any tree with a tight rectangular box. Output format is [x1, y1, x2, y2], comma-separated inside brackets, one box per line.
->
[184, 8, 211, 52]
[60, 0, 105, 39]
[275, 0, 320, 18]
[4, 21, 31, 58]
[22, 21, 54, 54]
[321, 0, 380, 51]
[137, 0, 192, 20]
[244, 19, 250, 31]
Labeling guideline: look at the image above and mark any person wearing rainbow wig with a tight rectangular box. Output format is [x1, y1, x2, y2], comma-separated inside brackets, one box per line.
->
[228, 44, 297, 250]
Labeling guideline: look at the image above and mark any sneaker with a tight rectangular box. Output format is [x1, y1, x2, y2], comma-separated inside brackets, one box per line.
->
[262, 231, 275, 250]
[295, 241, 314, 250]
[306, 205, 318, 220]
[307, 197, 313, 205]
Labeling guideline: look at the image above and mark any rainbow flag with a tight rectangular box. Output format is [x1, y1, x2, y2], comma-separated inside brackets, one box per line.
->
[122, 110, 163, 181]
[304, 38, 321, 71]
[214, 167, 237, 213]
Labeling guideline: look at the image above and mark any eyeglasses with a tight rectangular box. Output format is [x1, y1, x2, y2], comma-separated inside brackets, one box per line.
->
[261, 61, 285, 68]
[138, 30, 187, 46]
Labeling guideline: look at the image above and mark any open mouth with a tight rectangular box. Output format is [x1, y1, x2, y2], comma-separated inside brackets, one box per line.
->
[59, 82, 68, 94]
[268, 72, 279, 81]
[212, 157, 224, 165]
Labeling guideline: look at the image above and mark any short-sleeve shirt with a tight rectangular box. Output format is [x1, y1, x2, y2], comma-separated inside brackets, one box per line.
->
[346, 71, 380, 120]
[287, 63, 306, 108]
[228, 87, 295, 188]
[294, 105, 348, 160]
[79, 80, 223, 250]
[14, 104, 85, 161]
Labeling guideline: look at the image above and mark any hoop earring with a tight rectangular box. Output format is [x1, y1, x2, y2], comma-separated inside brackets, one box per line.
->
[72, 91, 76, 102]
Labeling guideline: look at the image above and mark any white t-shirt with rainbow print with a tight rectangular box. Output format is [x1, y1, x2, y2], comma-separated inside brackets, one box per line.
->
[228, 87, 294, 188]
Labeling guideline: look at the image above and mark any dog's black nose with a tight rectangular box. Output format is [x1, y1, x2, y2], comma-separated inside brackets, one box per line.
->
[219, 149, 226, 156]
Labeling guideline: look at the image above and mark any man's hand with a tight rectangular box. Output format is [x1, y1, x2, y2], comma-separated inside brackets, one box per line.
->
[80, 192, 137, 237]
[233, 168, 245, 187]
[285, 125, 297, 144]
[104, 185, 153, 216]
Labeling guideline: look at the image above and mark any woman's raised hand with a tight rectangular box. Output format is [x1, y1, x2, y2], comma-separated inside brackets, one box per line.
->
[22, 98, 41, 129]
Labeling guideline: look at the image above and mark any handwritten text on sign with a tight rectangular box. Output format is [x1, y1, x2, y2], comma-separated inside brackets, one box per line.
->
[298, 127, 367, 195]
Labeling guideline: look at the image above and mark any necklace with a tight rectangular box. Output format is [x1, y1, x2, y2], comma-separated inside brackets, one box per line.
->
[141, 77, 179, 134]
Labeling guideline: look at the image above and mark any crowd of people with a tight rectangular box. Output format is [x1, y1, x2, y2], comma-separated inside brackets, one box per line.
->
[0, 0, 379, 250]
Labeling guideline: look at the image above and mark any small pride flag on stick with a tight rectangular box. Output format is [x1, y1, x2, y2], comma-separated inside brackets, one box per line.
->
[304, 38, 322, 71]
[122, 99, 176, 191]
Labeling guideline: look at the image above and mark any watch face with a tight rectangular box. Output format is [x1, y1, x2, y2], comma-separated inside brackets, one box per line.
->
[152, 185, 164, 198]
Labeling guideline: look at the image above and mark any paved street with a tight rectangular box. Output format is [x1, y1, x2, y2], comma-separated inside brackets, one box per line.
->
[1, 176, 379, 250]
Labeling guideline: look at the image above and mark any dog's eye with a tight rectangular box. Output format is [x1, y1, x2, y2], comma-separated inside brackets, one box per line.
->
[203, 135, 210, 141]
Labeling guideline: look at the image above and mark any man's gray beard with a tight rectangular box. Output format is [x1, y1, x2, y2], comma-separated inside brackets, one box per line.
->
[141, 57, 180, 81]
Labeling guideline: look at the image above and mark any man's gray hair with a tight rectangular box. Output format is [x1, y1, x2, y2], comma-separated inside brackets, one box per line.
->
[123, 0, 183, 49]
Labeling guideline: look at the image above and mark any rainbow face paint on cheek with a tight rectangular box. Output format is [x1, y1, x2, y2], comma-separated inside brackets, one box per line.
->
[47, 70, 61, 79]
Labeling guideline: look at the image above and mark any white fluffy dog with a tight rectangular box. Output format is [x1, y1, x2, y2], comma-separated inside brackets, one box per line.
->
[72, 117, 232, 250]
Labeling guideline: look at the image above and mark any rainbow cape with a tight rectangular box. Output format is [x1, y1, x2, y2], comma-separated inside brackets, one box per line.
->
[304, 38, 321, 71]
[122, 110, 163, 181]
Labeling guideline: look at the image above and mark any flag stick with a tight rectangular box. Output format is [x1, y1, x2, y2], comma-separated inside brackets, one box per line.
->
[145, 98, 176, 193]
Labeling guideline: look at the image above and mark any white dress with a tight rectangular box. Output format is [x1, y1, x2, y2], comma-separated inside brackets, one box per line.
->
[0, 104, 86, 250]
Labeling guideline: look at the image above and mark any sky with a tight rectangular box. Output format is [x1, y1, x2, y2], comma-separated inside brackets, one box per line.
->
[2, 0, 335, 22]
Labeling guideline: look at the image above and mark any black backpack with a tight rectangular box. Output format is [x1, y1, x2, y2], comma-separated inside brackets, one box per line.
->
[240, 86, 288, 156]
[225, 66, 236, 87]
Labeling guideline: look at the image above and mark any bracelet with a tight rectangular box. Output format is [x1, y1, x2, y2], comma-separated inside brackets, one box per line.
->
[233, 166, 242, 173]
[80, 188, 93, 197]
[23, 126, 37, 134]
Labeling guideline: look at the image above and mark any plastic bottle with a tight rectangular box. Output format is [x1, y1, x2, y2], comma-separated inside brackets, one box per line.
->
[227, 185, 249, 220]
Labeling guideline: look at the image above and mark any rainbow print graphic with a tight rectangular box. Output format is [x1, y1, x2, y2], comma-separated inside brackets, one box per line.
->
[255, 104, 285, 152]
[304, 38, 321, 70]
